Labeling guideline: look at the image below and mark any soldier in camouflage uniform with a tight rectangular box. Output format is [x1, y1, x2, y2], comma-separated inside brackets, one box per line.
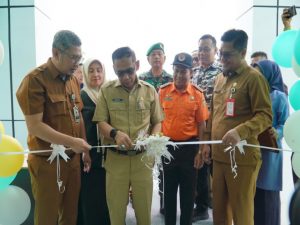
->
[139, 42, 173, 92]
[139, 42, 172, 215]
[192, 34, 222, 222]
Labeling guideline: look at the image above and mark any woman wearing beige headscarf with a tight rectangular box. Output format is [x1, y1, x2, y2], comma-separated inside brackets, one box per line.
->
[77, 58, 110, 225]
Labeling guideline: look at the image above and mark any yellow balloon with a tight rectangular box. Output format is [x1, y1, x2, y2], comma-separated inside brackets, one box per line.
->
[0, 135, 24, 177]
[0, 121, 5, 134]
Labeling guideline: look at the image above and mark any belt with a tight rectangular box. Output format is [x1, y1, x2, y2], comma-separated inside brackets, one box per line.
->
[109, 148, 145, 156]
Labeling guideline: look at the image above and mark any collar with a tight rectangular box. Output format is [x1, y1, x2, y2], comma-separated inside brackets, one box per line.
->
[113, 77, 141, 88]
[223, 59, 248, 77]
[169, 83, 193, 95]
[147, 69, 169, 77]
[47, 58, 64, 79]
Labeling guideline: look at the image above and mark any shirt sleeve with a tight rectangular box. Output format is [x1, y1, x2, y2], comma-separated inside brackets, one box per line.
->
[195, 91, 209, 123]
[273, 92, 289, 140]
[235, 72, 273, 139]
[150, 89, 164, 125]
[16, 75, 45, 115]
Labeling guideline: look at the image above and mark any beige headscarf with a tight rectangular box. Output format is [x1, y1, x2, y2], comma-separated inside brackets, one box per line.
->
[82, 58, 106, 104]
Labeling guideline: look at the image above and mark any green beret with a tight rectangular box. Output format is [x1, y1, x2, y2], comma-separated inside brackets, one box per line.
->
[146, 42, 165, 56]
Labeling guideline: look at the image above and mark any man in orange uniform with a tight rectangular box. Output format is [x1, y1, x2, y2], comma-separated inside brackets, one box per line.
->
[159, 52, 209, 225]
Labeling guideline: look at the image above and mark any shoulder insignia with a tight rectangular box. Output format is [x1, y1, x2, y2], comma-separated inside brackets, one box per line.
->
[160, 82, 172, 89]
[102, 80, 115, 88]
[191, 84, 204, 92]
[139, 79, 153, 87]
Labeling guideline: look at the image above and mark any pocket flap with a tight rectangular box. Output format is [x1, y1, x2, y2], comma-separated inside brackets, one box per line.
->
[48, 94, 66, 103]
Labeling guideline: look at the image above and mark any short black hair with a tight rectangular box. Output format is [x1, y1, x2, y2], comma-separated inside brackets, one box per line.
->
[251, 51, 268, 59]
[199, 34, 217, 47]
[52, 30, 81, 51]
[221, 29, 248, 51]
[112, 47, 136, 62]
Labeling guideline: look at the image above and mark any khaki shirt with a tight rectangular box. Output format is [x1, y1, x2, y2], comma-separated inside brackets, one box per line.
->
[16, 58, 83, 153]
[205, 60, 272, 165]
[93, 78, 163, 145]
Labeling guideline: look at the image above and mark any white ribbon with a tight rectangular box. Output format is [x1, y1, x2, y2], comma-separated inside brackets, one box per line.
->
[0, 139, 294, 181]
[47, 144, 69, 193]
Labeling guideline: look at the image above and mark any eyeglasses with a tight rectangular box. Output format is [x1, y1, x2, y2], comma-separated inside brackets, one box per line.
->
[218, 50, 239, 60]
[115, 67, 135, 77]
[60, 49, 82, 63]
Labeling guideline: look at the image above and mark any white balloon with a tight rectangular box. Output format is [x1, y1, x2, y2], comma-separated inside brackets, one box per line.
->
[0, 40, 4, 65]
[283, 111, 300, 152]
[0, 185, 31, 225]
[292, 153, 300, 178]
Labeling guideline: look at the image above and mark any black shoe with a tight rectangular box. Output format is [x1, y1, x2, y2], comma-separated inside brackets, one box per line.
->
[192, 209, 209, 222]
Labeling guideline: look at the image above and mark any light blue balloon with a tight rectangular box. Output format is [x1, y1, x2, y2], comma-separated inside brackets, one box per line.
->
[289, 80, 300, 111]
[0, 174, 16, 190]
[294, 30, 300, 65]
[272, 30, 298, 68]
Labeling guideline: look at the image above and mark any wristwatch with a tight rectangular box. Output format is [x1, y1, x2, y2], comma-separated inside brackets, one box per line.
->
[110, 128, 118, 140]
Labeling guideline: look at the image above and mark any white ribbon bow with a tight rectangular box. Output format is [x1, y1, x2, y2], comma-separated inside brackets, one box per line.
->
[48, 144, 69, 193]
[47, 144, 69, 163]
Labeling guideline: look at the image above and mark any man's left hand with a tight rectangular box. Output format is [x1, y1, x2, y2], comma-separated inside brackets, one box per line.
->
[82, 152, 91, 173]
[222, 129, 241, 146]
[194, 153, 203, 169]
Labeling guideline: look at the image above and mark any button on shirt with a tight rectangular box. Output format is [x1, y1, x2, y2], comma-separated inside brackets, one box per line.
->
[159, 83, 209, 141]
[93, 79, 163, 145]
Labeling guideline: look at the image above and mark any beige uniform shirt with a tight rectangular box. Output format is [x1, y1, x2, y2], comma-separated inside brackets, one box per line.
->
[93, 78, 163, 145]
[205, 60, 272, 165]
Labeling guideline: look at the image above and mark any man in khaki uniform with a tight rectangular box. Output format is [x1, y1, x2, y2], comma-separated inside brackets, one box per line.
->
[93, 47, 163, 225]
[202, 29, 272, 225]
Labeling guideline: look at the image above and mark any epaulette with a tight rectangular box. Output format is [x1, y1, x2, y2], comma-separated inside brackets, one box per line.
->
[159, 82, 172, 89]
[139, 79, 152, 87]
[30, 66, 45, 77]
[191, 84, 204, 93]
[102, 80, 116, 88]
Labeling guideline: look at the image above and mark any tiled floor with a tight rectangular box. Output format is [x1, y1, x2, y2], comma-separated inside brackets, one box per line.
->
[125, 188, 213, 225]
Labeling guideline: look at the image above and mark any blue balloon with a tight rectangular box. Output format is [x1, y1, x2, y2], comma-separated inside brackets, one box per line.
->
[272, 30, 298, 68]
[289, 80, 300, 111]
[0, 174, 16, 190]
[294, 30, 300, 65]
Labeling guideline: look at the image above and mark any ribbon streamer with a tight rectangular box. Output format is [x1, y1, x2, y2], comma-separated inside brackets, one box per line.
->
[47, 144, 69, 193]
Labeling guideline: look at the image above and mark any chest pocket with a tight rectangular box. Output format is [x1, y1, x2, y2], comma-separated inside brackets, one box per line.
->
[47, 94, 67, 116]
[179, 101, 198, 121]
[136, 99, 151, 123]
[109, 102, 127, 124]
[162, 100, 175, 118]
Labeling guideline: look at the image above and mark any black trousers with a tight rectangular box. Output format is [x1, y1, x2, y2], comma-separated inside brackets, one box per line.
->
[163, 142, 198, 225]
[77, 167, 110, 225]
[195, 163, 211, 212]
[254, 187, 280, 225]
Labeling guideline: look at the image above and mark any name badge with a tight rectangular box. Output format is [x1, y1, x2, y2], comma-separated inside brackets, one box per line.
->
[225, 98, 235, 117]
[73, 105, 80, 123]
